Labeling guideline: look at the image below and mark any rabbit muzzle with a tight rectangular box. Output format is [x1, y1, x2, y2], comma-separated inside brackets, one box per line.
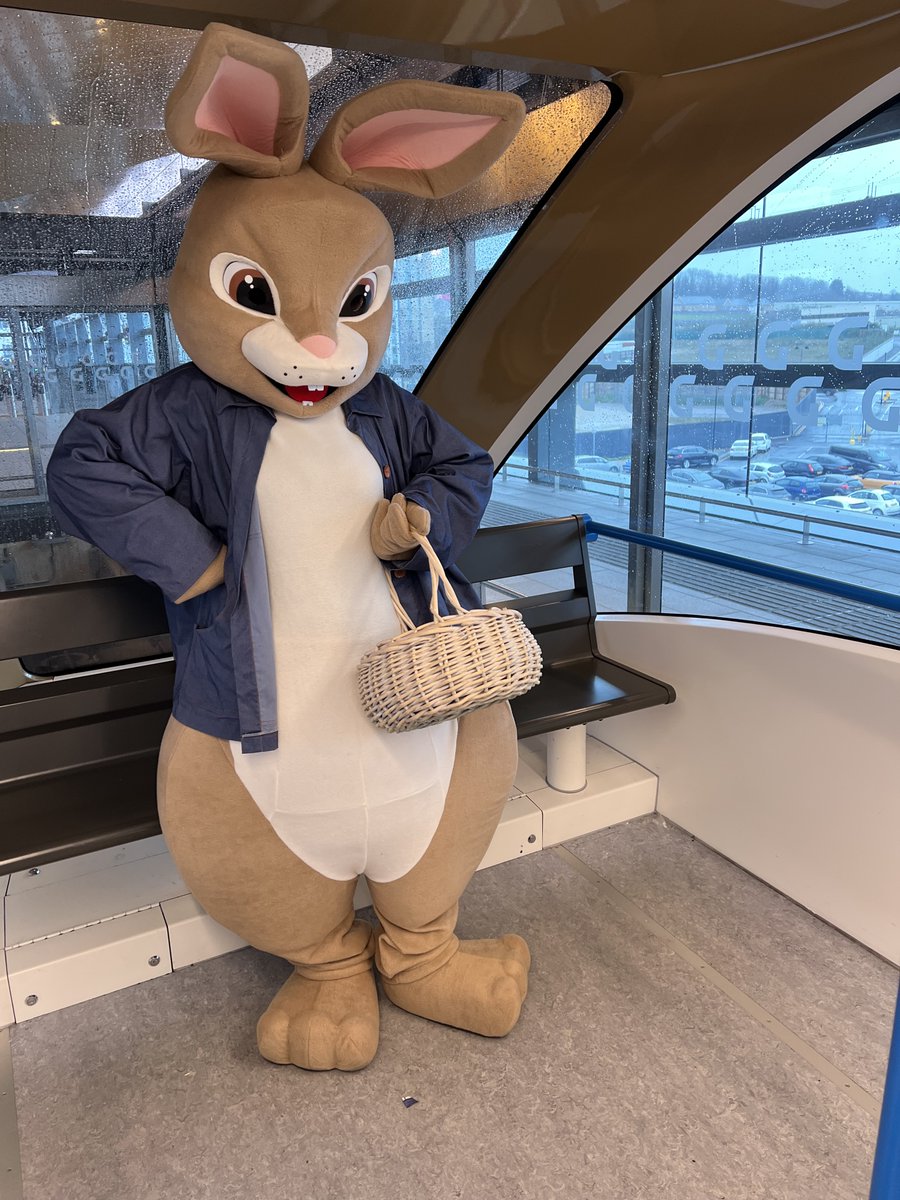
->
[241, 318, 368, 408]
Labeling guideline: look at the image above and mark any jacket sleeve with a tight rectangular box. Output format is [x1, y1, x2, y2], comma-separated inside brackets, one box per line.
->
[46, 386, 223, 603]
[394, 388, 494, 574]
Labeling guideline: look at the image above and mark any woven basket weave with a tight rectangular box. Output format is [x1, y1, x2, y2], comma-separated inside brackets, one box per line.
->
[359, 531, 542, 733]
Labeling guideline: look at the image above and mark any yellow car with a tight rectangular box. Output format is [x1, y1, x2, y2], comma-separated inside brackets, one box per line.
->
[859, 471, 900, 489]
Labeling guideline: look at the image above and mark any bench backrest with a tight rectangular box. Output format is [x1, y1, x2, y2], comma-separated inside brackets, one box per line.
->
[0, 575, 168, 661]
[457, 515, 599, 664]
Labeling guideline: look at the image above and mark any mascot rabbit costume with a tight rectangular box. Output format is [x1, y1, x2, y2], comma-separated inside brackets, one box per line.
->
[47, 24, 530, 1071]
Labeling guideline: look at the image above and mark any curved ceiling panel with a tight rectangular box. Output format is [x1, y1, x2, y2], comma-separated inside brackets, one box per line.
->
[7, 0, 900, 76]
[417, 11, 900, 454]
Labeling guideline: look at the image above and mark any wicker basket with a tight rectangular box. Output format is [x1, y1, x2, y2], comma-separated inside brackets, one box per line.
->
[359, 531, 542, 733]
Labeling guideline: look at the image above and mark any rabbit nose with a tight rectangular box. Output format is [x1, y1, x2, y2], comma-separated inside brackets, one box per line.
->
[299, 335, 337, 359]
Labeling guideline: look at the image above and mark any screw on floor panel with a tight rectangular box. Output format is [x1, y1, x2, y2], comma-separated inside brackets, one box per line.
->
[148, 955, 161, 967]
[24, 995, 37, 1006]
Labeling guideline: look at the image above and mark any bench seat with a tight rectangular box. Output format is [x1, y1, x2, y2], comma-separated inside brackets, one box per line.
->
[0, 515, 674, 875]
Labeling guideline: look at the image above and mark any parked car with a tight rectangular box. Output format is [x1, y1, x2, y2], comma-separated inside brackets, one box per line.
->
[728, 432, 772, 459]
[779, 476, 825, 500]
[667, 468, 726, 489]
[848, 488, 900, 516]
[748, 461, 785, 483]
[747, 483, 791, 500]
[811, 496, 871, 514]
[569, 457, 630, 490]
[815, 475, 860, 497]
[780, 458, 826, 477]
[806, 453, 858, 474]
[709, 464, 749, 488]
[575, 455, 619, 471]
[859, 470, 900, 488]
[828, 444, 898, 472]
[666, 444, 718, 468]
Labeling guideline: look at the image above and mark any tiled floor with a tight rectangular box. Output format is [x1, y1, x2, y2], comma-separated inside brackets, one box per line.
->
[7, 814, 896, 1200]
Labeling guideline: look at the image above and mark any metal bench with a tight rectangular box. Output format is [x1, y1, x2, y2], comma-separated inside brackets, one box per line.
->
[457, 515, 674, 791]
[0, 514, 674, 875]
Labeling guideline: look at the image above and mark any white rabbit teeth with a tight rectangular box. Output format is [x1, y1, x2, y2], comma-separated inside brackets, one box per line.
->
[301, 400, 314, 407]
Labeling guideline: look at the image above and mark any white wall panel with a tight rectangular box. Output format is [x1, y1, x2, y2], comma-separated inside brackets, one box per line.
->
[590, 615, 900, 964]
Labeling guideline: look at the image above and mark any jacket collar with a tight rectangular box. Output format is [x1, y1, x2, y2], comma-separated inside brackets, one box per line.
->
[342, 376, 386, 419]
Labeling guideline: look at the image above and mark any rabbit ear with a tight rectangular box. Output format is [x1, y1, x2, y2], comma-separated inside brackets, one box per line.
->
[309, 80, 525, 199]
[165, 23, 308, 178]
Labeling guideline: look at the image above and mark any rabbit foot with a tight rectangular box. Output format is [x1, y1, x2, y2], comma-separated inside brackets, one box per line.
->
[256, 968, 379, 1071]
[380, 935, 530, 1037]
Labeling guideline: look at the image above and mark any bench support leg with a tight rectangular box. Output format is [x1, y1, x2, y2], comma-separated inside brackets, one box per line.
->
[546, 726, 587, 793]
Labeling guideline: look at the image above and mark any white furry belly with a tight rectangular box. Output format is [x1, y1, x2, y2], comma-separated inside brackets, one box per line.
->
[229, 407, 457, 882]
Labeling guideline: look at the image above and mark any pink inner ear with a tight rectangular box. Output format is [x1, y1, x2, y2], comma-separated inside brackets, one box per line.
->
[341, 109, 501, 172]
[195, 55, 280, 157]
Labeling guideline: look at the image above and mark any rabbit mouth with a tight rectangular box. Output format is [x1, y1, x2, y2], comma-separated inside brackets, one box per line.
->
[273, 381, 337, 406]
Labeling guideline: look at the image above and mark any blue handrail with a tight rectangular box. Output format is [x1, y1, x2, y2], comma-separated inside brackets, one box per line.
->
[871, 982, 900, 1199]
[582, 516, 900, 614]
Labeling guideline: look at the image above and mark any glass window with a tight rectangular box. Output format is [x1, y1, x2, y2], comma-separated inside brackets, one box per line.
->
[489, 98, 900, 646]
[0, 9, 606, 597]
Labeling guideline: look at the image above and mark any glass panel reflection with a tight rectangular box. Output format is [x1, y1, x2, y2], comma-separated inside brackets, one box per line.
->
[0, 7, 603, 597]
[490, 96, 900, 645]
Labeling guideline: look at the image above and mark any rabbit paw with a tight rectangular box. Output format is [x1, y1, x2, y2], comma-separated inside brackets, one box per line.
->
[380, 935, 530, 1037]
[256, 968, 379, 1071]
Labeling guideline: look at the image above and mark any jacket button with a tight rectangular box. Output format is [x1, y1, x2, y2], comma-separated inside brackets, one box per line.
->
[383, 465, 391, 478]
[393, 569, 406, 579]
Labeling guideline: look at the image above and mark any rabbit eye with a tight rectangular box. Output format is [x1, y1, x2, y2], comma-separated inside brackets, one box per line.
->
[340, 274, 377, 320]
[221, 261, 278, 316]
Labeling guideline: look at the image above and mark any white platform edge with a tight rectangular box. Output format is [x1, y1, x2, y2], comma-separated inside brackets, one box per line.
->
[0, 735, 656, 1026]
[0, 875, 12, 1028]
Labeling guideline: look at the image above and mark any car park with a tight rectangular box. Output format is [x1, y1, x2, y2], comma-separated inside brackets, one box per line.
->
[848, 488, 900, 516]
[781, 459, 826, 477]
[666, 468, 726, 489]
[748, 461, 785, 483]
[779, 477, 825, 500]
[811, 496, 871, 514]
[666, 444, 718, 468]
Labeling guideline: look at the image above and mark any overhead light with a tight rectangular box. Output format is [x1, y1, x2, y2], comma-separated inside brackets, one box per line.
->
[49, 116, 61, 127]
[73, 249, 97, 256]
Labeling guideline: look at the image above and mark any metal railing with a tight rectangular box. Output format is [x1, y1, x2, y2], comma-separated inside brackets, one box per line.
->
[582, 517, 900, 613]
[499, 461, 900, 550]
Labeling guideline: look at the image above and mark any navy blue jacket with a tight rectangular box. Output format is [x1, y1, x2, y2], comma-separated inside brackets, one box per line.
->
[46, 364, 494, 751]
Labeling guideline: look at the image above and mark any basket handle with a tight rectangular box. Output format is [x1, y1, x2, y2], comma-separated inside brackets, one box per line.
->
[383, 529, 468, 631]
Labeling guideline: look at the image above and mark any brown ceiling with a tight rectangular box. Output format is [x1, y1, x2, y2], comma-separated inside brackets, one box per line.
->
[5, 0, 900, 75]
